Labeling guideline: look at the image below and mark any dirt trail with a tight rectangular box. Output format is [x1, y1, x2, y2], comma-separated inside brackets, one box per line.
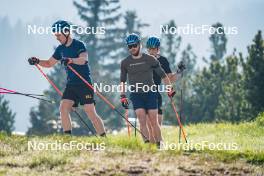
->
[66, 150, 264, 176]
[0, 146, 263, 175]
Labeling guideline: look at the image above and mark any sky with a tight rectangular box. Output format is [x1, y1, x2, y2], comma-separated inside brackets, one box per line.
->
[0, 0, 263, 132]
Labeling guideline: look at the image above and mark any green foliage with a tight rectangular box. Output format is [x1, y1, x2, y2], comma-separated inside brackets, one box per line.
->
[184, 30, 264, 123]
[243, 30, 264, 118]
[190, 61, 225, 122]
[29, 153, 68, 169]
[181, 44, 197, 76]
[214, 53, 250, 122]
[209, 22, 227, 61]
[2, 122, 264, 171]
[189, 52, 250, 122]
[73, 0, 123, 74]
[255, 112, 264, 126]
[0, 95, 15, 134]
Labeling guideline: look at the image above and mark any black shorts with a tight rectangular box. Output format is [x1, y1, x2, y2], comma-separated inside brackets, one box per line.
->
[62, 84, 95, 107]
[157, 92, 163, 115]
[130, 91, 158, 110]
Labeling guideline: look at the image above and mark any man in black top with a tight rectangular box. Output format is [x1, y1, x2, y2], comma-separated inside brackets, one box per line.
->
[145, 36, 177, 143]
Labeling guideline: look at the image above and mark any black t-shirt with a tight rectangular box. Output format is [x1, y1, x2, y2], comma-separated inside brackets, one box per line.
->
[153, 55, 172, 85]
[52, 39, 91, 85]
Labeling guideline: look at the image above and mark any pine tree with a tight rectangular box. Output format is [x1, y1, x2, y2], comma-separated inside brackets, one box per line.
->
[0, 95, 15, 134]
[215, 52, 249, 122]
[188, 22, 228, 122]
[161, 20, 181, 71]
[180, 44, 197, 77]
[190, 61, 225, 122]
[243, 30, 264, 118]
[209, 22, 227, 62]
[73, 0, 122, 75]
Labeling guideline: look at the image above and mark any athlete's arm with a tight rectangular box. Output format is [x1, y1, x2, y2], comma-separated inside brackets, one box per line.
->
[38, 57, 58, 68]
[69, 52, 88, 65]
[162, 75, 175, 97]
[168, 73, 177, 82]
[151, 58, 174, 92]
[161, 75, 172, 86]
[162, 57, 177, 82]
[120, 60, 127, 95]
[152, 61, 173, 88]
[152, 58, 167, 81]
[120, 82, 126, 95]
[168, 61, 185, 82]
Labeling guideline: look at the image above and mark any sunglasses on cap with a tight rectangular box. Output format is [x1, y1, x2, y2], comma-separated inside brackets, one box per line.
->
[128, 44, 138, 49]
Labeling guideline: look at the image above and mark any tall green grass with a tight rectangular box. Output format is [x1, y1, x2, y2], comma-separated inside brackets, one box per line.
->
[0, 121, 263, 165]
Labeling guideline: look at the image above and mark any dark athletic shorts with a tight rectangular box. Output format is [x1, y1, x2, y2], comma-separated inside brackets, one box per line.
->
[130, 91, 158, 110]
[157, 92, 163, 115]
[62, 84, 95, 107]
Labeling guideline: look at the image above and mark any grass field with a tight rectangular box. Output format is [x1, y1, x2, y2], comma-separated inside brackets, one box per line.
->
[0, 122, 264, 175]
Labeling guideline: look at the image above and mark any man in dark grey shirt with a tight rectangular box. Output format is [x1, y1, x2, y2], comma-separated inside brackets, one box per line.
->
[120, 33, 175, 147]
[120, 53, 167, 91]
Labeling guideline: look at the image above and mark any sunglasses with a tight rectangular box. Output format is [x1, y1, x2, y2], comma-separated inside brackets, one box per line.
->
[128, 44, 138, 49]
